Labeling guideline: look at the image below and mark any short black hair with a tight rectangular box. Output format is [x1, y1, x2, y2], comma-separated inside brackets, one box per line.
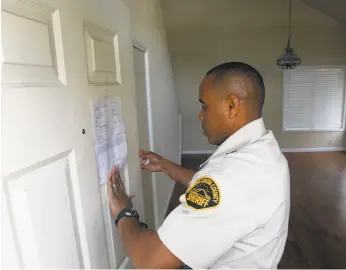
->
[206, 62, 265, 110]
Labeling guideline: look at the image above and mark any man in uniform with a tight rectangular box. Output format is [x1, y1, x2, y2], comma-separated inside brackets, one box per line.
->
[107, 62, 290, 269]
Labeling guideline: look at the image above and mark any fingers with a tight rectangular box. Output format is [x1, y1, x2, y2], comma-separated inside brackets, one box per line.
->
[139, 151, 154, 169]
[140, 157, 150, 167]
[139, 150, 153, 159]
[109, 166, 128, 197]
[140, 161, 150, 170]
[139, 150, 148, 157]
[117, 168, 125, 193]
[140, 158, 148, 168]
[113, 167, 123, 195]
[107, 168, 116, 199]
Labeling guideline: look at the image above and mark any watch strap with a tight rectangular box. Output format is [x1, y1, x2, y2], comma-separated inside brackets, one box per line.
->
[115, 208, 139, 227]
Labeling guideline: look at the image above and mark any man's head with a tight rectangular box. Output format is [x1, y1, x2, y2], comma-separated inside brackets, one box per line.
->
[199, 61, 265, 145]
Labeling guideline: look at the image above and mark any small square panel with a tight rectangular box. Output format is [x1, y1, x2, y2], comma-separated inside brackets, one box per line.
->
[84, 22, 121, 85]
[1, 0, 66, 87]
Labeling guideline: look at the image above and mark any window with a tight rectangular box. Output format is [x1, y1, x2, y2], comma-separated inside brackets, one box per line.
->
[283, 66, 346, 131]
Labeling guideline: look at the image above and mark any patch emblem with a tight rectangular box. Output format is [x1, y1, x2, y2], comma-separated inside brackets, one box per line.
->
[185, 176, 220, 210]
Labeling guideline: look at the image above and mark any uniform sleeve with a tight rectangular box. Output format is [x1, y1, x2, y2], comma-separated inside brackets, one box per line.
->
[157, 174, 257, 269]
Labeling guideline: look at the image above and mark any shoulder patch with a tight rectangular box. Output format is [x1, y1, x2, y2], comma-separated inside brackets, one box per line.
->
[185, 176, 221, 210]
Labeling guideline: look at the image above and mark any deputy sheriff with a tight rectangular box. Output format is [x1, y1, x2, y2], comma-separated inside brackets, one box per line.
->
[107, 61, 290, 269]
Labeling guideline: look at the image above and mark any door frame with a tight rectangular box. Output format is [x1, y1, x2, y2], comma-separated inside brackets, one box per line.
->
[132, 39, 159, 229]
[179, 113, 182, 164]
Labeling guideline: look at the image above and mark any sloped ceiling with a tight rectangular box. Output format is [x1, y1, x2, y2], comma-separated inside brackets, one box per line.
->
[301, 0, 346, 26]
[160, 0, 344, 29]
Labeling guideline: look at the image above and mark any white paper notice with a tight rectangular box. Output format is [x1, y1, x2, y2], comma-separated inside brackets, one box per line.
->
[92, 97, 127, 185]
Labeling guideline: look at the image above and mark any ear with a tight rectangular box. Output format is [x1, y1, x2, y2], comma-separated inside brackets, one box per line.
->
[227, 95, 240, 118]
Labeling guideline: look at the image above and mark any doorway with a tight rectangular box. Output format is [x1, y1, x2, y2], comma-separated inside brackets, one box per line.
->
[132, 41, 157, 229]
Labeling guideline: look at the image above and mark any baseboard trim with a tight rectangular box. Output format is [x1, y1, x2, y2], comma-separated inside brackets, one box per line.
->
[281, 147, 345, 153]
[181, 150, 215, 155]
[182, 147, 345, 155]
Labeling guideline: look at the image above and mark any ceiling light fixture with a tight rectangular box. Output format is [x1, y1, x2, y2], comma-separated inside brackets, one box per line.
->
[277, 0, 302, 69]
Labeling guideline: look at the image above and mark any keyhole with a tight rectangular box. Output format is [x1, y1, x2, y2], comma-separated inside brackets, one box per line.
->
[82, 129, 86, 134]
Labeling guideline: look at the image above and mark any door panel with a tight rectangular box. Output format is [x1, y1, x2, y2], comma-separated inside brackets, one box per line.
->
[1, 0, 73, 177]
[1, 0, 67, 88]
[5, 152, 82, 268]
[84, 22, 121, 85]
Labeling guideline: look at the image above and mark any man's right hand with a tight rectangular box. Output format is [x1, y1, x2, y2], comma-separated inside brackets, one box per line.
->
[139, 150, 167, 172]
[138, 150, 196, 188]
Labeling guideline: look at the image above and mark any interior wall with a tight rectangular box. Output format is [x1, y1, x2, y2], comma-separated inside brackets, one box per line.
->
[163, 0, 346, 152]
[122, 0, 179, 226]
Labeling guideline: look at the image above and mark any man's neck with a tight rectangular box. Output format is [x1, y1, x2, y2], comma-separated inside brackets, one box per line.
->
[226, 116, 262, 139]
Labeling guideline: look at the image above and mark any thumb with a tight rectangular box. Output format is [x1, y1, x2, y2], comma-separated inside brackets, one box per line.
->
[139, 150, 148, 157]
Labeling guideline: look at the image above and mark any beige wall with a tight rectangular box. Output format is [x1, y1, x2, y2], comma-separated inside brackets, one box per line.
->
[122, 0, 179, 226]
[163, 0, 346, 152]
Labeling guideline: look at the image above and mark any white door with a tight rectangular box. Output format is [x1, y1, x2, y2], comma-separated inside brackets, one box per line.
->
[1, 0, 144, 268]
[132, 44, 156, 230]
[82, 0, 145, 268]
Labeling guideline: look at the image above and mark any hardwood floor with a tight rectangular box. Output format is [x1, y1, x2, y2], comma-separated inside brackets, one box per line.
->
[165, 152, 346, 269]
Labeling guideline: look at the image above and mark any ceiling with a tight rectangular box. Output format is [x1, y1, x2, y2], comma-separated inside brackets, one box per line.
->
[160, 0, 345, 29]
[301, 0, 346, 25]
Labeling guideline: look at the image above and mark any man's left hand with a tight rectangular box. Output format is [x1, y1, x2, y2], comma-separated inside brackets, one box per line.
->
[107, 166, 135, 218]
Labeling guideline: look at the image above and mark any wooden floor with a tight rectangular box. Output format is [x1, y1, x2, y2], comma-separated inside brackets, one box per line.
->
[165, 152, 346, 269]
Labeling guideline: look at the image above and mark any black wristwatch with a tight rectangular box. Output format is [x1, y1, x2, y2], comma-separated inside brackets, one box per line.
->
[115, 208, 139, 227]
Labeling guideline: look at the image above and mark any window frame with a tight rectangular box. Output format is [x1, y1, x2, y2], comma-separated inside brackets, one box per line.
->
[282, 65, 346, 132]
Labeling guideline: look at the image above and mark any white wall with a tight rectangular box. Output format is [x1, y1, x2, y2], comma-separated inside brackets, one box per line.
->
[162, 0, 346, 152]
[122, 0, 179, 226]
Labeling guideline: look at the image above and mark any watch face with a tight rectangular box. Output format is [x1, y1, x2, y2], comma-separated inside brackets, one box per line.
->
[125, 209, 138, 217]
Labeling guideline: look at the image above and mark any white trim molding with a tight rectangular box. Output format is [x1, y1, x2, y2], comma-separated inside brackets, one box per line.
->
[179, 114, 182, 164]
[132, 39, 159, 229]
[181, 150, 215, 155]
[182, 148, 345, 155]
[282, 147, 345, 153]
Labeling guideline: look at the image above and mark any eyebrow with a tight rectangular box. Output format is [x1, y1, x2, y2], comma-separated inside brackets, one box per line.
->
[199, 98, 205, 104]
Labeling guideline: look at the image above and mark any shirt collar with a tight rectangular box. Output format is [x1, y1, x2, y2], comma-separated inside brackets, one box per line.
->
[200, 118, 267, 168]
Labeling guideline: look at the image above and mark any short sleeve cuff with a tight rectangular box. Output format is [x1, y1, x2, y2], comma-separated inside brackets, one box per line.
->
[157, 223, 203, 269]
